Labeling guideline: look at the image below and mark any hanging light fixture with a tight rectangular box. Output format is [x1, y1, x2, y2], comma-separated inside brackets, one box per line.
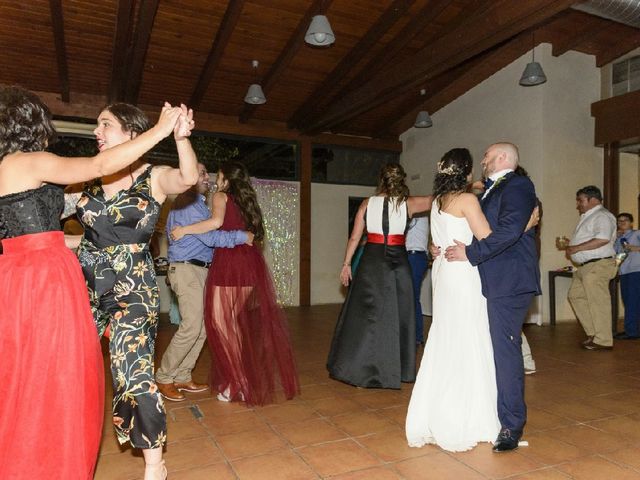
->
[305, 15, 335, 46]
[414, 89, 433, 128]
[519, 33, 547, 86]
[244, 60, 266, 105]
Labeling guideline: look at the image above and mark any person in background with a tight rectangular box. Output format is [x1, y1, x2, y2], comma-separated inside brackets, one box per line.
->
[406, 214, 430, 345]
[565, 186, 617, 351]
[156, 163, 253, 401]
[614, 212, 640, 340]
[328, 163, 432, 389]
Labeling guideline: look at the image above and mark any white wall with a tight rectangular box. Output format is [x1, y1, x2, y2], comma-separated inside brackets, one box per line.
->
[620, 152, 640, 222]
[400, 44, 602, 323]
[311, 183, 376, 304]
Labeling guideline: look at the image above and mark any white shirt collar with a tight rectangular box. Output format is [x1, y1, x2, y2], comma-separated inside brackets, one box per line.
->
[489, 168, 514, 181]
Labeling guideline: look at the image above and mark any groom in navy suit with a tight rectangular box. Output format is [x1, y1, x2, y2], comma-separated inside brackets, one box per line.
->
[445, 142, 541, 452]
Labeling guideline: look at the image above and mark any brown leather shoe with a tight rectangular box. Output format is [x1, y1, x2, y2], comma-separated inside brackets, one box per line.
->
[583, 341, 612, 351]
[157, 382, 186, 402]
[581, 336, 594, 346]
[175, 380, 209, 393]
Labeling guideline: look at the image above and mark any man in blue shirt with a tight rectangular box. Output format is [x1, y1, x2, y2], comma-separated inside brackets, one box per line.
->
[156, 163, 253, 401]
[614, 213, 640, 340]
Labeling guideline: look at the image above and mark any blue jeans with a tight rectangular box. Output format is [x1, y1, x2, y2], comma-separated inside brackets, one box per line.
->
[621, 271, 640, 337]
[408, 251, 428, 343]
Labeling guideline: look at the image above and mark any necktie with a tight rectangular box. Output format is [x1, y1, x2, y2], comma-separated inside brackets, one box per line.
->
[483, 177, 495, 190]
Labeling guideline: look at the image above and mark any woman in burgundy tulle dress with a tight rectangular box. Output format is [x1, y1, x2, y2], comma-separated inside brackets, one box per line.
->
[171, 162, 299, 406]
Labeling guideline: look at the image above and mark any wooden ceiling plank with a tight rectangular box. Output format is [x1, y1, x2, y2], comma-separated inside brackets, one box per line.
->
[49, 0, 70, 102]
[385, 33, 535, 136]
[301, 0, 576, 135]
[109, 0, 134, 102]
[124, 0, 160, 104]
[190, 0, 246, 109]
[551, 14, 603, 57]
[238, 0, 329, 124]
[287, 0, 417, 128]
[596, 30, 640, 67]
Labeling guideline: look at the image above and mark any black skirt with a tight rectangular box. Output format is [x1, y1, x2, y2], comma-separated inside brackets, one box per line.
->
[327, 243, 416, 388]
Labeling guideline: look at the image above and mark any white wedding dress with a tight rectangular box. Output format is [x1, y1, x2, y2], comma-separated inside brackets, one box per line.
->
[405, 204, 500, 452]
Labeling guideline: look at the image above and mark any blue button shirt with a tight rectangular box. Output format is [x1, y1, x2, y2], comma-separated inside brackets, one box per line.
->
[166, 193, 247, 263]
[615, 229, 640, 275]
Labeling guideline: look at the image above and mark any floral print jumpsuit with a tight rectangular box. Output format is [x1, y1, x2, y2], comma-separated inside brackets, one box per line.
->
[77, 166, 166, 448]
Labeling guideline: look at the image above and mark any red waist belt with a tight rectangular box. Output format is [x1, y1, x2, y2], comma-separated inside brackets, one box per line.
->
[367, 233, 406, 246]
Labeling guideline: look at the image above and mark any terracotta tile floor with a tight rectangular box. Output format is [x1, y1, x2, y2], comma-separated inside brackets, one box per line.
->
[94, 305, 640, 480]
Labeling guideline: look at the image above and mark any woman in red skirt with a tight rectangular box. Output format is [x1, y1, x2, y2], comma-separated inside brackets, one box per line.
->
[0, 86, 181, 479]
[170, 162, 299, 406]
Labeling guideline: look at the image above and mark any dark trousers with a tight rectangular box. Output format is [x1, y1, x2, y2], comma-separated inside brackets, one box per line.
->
[487, 292, 535, 436]
[621, 272, 640, 337]
[408, 251, 428, 343]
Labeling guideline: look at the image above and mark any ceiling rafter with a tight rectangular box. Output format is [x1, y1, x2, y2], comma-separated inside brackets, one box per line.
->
[238, 0, 329, 124]
[48, 0, 70, 102]
[190, 0, 246, 109]
[300, 0, 576, 135]
[108, 0, 134, 102]
[596, 29, 640, 67]
[123, 0, 160, 104]
[377, 32, 536, 137]
[287, 0, 417, 128]
[551, 13, 604, 57]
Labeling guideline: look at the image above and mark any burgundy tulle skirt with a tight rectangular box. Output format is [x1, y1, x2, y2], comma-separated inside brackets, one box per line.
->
[204, 243, 299, 406]
[0, 232, 104, 479]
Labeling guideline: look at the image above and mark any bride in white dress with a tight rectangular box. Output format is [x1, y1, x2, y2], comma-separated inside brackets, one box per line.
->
[405, 148, 500, 452]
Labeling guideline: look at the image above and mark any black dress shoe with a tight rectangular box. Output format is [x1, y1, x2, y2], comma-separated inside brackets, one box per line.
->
[614, 332, 640, 340]
[583, 341, 613, 350]
[492, 429, 520, 453]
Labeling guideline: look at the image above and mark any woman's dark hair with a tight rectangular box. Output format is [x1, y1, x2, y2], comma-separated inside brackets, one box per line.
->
[617, 212, 634, 223]
[0, 86, 57, 159]
[101, 103, 150, 136]
[433, 148, 473, 210]
[376, 163, 409, 209]
[219, 162, 265, 241]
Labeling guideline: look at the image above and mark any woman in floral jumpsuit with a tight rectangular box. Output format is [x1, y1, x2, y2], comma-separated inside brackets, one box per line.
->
[70, 102, 198, 480]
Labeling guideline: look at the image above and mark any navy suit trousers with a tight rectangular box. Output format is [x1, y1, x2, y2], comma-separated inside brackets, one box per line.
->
[487, 292, 535, 435]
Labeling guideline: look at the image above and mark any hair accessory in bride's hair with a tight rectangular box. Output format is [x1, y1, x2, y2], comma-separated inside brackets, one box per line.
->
[436, 161, 460, 176]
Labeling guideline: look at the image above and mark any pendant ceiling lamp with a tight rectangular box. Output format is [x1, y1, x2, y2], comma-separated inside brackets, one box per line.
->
[244, 60, 266, 105]
[414, 89, 433, 128]
[519, 33, 547, 86]
[305, 15, 335, 46]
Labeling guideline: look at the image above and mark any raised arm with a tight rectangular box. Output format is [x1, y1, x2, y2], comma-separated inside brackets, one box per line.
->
[170, 191, 227, 241]
[407, 195, 433, 217]
[340, 199, 368, 286]
[153, 104, 199, 198]
[12, 104, 182, 189]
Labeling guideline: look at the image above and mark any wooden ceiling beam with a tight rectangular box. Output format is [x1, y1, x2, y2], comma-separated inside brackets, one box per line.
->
[287, 0, 417, 128]
[551, 14, 603, 57]
[49, 0, 70, 102]
[108, 0, 134, 102]
[596, 29, 640, 67]
[123, 0, 159, 104]
[381, 32, 535, 137]
[190, 0, 246, 109]
[238, 0, 329, 124]
[301, 0, 575, 135]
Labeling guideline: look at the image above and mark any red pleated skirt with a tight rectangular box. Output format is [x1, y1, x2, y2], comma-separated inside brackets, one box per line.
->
[0, 231, 104, 479]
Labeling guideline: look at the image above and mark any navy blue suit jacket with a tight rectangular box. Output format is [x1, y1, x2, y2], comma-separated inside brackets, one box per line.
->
[466, 172, 541, 299]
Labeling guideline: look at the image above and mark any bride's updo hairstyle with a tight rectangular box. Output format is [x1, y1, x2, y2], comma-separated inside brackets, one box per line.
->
[433, 148, 473, 211]
[376, 163, 409, 209]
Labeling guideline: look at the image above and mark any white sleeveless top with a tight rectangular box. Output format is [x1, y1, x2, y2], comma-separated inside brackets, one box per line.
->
[366, 196, 408, 235]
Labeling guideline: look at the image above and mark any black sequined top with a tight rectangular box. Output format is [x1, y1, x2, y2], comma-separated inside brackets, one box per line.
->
[0, 184, 63, 239]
